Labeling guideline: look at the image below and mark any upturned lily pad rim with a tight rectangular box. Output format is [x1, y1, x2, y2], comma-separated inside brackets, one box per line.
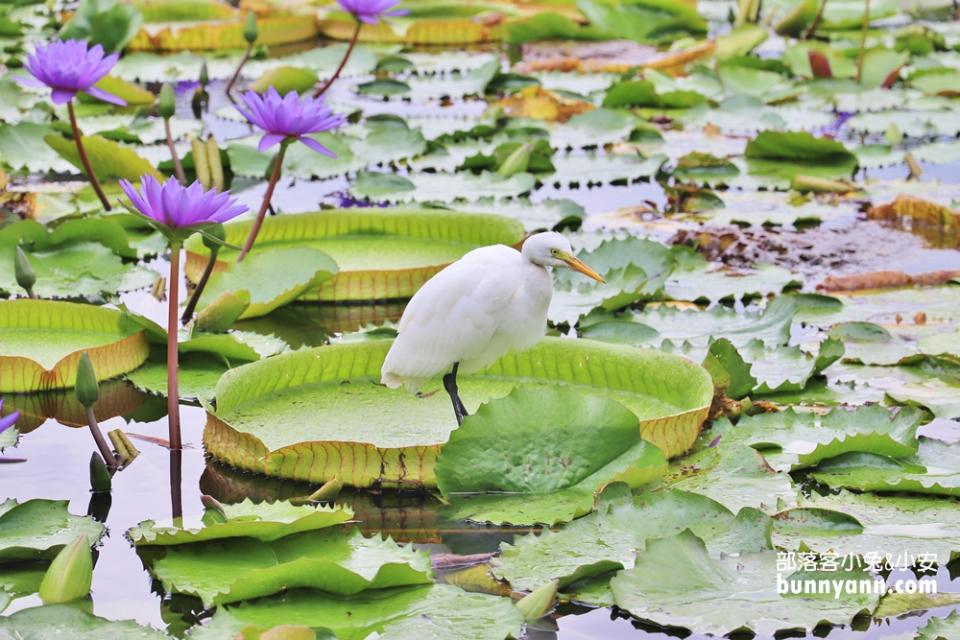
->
[204, 338, 713, 488]
[0, 300, 150, 393]
[183, 208, 526, 302]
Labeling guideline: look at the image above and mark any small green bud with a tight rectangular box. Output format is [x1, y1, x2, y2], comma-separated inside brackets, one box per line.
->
[39, 536, 93, 604]
[243, 12, 259, 45]
[202, 223, 226, 251]
[14, 246, 35, 294]
[89, 452, 112, 493]
[158, 83, 176, 119]
[199, 61, 209, 87]
[515, 580, 558, 621]
[75, 352, 99, 408]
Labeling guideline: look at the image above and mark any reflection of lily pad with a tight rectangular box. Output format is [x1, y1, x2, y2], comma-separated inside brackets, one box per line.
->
[205, 338, 713, 487]
[0, 300, 149, 393]
[0, 379, 145, 432]
[185, 210, 524, 302]
[195, 584, 523, 640]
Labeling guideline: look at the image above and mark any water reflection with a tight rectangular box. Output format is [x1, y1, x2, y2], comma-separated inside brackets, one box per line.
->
[235, 301, 405, 347]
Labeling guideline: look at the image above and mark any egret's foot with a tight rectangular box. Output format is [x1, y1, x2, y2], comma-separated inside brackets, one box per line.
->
[443, 362, 469, 426]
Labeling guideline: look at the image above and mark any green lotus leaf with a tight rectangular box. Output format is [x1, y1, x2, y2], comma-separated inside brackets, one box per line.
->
[875, 592, 960, 619]
[916, 611, 960, 639]
[205, 338, 713, 488]
[0, 300, 149, 393]
[44, 133, 162, 182]
[657, 436, 798, 514]
[0, 219, 157, 299]
[773, 490, 960, 565]
[0, 604, 165, 639]
[193, 584, 523, 640]
[665, 258, 800, 304]
[350, 171, 536, 204]
[586, 295, 797, 349]
[0, 499, 104, 563]
[250, 66, 319, 95]
[145, 528, 432, 607]
[745, 130, 859, 183]
[494, 485, 771, 592]
[128, 500, 354, 546]
[194, 247, 339, 320]
[435, 387, 668, 524]
[184, 209, 524, 302]
[810, 439, 960, 497]
[722, 405, 924, 472]
[609, 530, 879, 636]
[0, 123, 74, 174]
[60, 0, 143, 54]
[703, 336, 844, 397]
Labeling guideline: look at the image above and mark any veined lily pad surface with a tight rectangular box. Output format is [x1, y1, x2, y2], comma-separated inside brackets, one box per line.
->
[0, 300, 149, 392]
[184, 209, 525, 302]
[205, 338, 713, 487]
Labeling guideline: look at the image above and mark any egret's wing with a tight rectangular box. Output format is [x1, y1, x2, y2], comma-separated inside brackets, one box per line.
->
[383, 246, 522, 384]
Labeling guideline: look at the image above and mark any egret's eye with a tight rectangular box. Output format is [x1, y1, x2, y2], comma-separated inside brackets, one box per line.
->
[550, 249, 560, 256]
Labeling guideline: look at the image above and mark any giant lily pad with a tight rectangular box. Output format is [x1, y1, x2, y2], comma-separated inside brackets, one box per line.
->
[0, 300, 149, 393]
[205, 338, 713, 487]
[184, 210, 525, 303]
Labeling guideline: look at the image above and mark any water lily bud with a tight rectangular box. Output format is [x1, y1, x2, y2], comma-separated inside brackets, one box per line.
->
[243, 12, 259, 45]
[515, 579, 558, 621]
[75, 352, 99, 408]
[199, 61, 209, 87]
[158, 83, 176, 119]
[89, 452, 112, 493]
[497, 143, 532, 178]
[202, 223, 226, 251]
[14, 246, 35, 294]
[39, 536, 93, 604]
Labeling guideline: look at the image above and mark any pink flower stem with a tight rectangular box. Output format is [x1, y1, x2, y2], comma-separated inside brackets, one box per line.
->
[313, 20, 361, 98]
[67, 101, 111, 211]
[237, 144, 287, 262]
[166, 241, 182, 451]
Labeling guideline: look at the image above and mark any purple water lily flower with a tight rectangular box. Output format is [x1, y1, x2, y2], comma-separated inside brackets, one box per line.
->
[337, 0, 408, 24]
[119, 176, 248, 229]
[238, 88, 346, 156]
[18, 39, 125, 106]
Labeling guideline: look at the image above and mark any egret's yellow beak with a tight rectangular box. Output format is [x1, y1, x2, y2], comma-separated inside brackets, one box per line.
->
[561, 253, 605, 283]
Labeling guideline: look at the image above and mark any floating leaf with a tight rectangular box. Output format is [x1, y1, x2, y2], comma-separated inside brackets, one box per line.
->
[146, 528, 432, 607]
[44, 133, 162, 182]
[0, 604, 166, 639]
[128, 500, 354, 545]
[609, 530, 879, 636]
[435, 387, 668, 525]
[0, 499, 104, 562]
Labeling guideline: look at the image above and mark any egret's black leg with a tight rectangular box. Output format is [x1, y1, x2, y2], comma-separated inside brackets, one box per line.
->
[443, 362, 469, 425]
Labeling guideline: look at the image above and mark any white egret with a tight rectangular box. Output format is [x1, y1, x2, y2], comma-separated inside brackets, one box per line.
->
[381, 231, 605, 424]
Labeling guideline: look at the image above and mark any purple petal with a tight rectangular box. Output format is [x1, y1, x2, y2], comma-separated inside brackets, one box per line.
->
[299, 136, 337, 157]
[50, 88, 76, 104]
[85, 86, 127, 106]
[13, 74, 46, 89]
[258, 133, 287, 152]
